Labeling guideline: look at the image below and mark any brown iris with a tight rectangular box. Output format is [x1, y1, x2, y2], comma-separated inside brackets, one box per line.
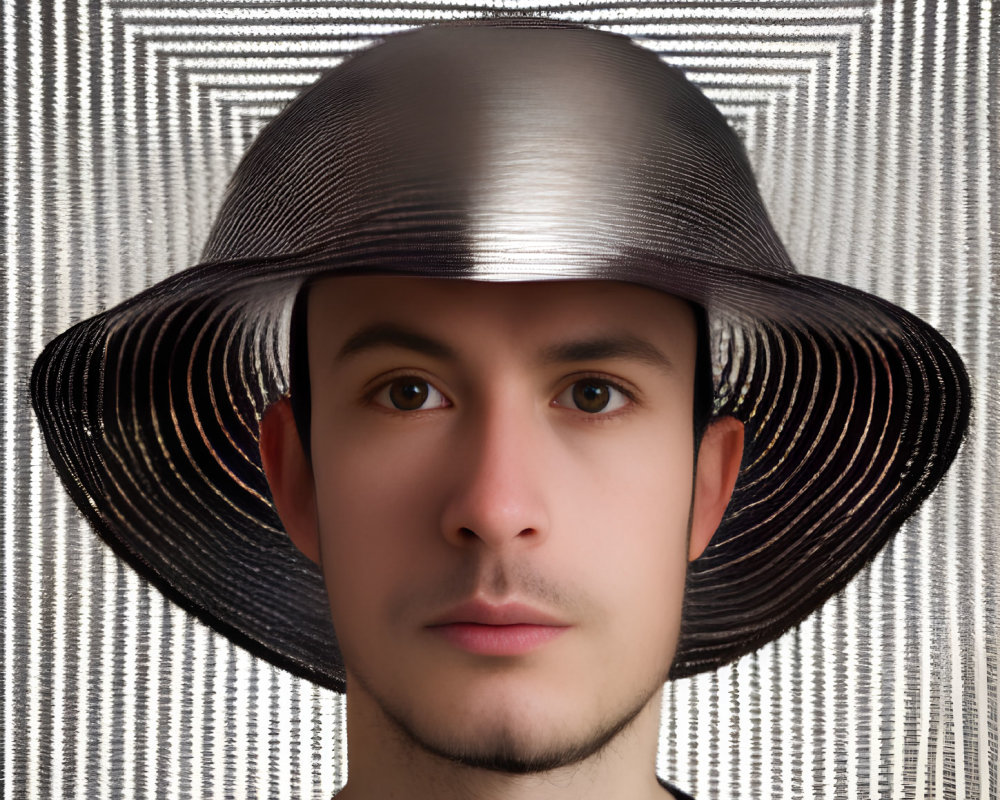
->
[573, 380, 611, 413]
[388, 378, 429, 410]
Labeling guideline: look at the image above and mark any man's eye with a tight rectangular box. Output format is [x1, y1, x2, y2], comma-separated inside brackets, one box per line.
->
[371, 376, 449, 411]
[554, 379, 631, 414]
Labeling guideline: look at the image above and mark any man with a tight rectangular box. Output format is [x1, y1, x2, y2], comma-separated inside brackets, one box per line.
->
[30, 18, 969, 799]
[259, 276, 742, 799]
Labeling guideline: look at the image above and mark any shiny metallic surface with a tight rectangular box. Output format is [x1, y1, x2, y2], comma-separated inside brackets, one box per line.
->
[2, 3, 997, 799]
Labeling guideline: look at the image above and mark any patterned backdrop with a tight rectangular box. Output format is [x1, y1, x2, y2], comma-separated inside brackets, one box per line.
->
[2, 1, 997, 798]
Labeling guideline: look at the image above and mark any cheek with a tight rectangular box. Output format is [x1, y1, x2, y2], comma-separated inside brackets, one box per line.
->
[569, 419, 695, 539]
[572, 425, 693, 632]
[309, 424, 446, 610]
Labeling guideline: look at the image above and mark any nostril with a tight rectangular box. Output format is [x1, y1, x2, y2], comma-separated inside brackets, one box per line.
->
[454, 526, 537, 541]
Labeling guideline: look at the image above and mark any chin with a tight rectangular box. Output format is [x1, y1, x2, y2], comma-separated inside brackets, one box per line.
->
[371, 675, 660, 776]
[414, 713, 645, 775]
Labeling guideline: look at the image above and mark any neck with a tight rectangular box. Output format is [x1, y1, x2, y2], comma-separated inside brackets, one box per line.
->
[334, 681, 672, 800]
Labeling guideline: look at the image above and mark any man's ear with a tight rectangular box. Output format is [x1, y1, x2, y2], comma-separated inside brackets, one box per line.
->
[689, 416, 744, 562]
[259, 397, 321, 566]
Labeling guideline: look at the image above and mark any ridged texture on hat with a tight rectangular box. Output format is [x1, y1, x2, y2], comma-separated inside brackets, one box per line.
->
[30, 19, 970, 691]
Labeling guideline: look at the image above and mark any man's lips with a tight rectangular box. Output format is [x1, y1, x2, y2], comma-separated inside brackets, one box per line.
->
[426, 601, 570, 656]
[427, 600, 567, 627]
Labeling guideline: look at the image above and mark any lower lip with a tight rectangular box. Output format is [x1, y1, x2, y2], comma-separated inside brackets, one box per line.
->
[430, 623, 568, 656]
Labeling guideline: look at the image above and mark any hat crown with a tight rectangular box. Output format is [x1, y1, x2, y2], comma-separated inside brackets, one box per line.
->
[200, 21, 794, 283]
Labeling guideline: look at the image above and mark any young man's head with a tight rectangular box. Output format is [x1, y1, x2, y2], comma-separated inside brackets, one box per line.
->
[259, 275, 744, 773]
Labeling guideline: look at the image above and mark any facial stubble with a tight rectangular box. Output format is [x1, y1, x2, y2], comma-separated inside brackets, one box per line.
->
[347, 651, 669, 776]
[338, 516, 692, 778]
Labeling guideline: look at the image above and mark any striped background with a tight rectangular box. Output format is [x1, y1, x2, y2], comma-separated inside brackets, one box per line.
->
[1, 1, 996, 798]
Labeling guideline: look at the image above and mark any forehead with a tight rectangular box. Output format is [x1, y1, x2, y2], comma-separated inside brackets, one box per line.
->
[306, 276, 695, 348]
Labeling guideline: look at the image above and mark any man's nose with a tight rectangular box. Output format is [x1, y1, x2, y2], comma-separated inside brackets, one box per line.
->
[439, 395, 551, 551]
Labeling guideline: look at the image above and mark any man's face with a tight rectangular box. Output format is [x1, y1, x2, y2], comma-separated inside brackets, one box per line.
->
[305, 276, 701, 770]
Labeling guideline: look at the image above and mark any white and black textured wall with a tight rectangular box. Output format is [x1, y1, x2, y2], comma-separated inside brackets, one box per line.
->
[1, 1, 997, 798]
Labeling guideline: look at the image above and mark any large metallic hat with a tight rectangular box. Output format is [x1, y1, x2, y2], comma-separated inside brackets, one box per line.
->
[30, 18, 970, 691]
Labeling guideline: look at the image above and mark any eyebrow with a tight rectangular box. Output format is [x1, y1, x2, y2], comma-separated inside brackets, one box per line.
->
[537, 335, 675, 373]
[336, 323, 458, 362]
[334, 322, 676, 373]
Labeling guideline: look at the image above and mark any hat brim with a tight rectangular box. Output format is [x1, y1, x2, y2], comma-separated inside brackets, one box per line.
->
[30, 249, 970, 691]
